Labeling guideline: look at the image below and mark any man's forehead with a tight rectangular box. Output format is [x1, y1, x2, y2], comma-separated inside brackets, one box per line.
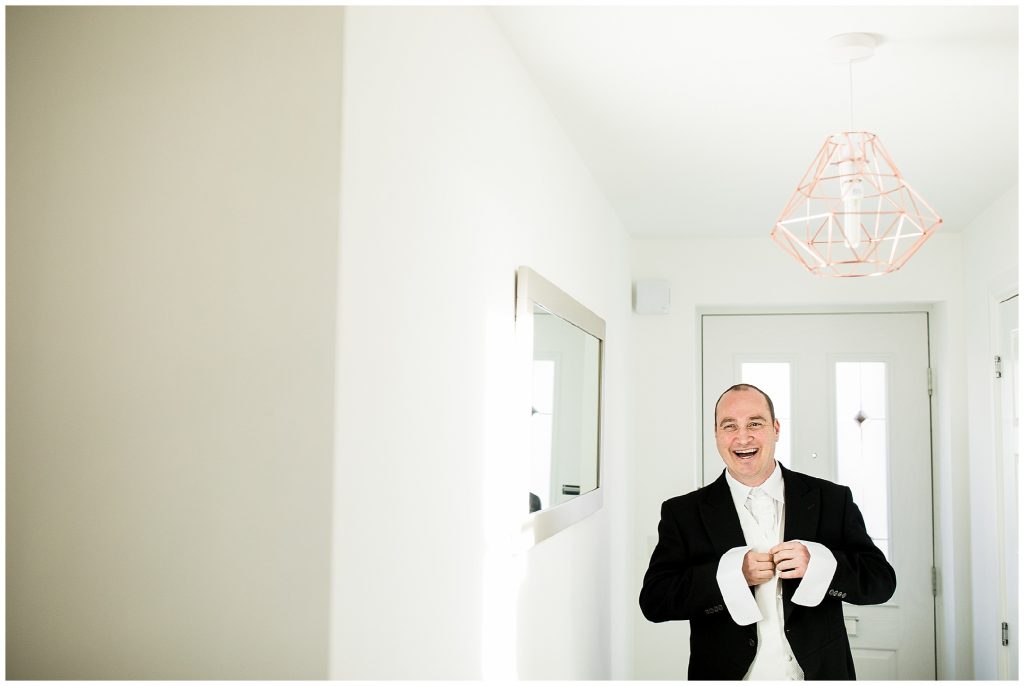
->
[716, 390, 771, 420]
[718, 409, 770, 421]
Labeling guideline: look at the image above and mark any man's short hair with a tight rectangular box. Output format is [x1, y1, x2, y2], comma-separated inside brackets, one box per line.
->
[714, 383, 777, 425]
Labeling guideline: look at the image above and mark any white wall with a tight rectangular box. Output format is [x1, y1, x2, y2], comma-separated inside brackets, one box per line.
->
[330, 7, 632, 679]
[7, 7, 343, 678]
[629, 232, 973, 679]
[963, 186, 1019, 679]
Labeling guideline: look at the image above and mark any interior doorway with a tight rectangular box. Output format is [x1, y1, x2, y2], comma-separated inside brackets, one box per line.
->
[701, 311, 936, 680]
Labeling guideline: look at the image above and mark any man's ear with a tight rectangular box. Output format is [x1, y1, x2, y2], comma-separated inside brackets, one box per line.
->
[773, 419, 781, 438]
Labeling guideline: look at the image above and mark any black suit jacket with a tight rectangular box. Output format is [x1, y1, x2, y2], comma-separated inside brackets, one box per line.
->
[638, 465, 896, 680]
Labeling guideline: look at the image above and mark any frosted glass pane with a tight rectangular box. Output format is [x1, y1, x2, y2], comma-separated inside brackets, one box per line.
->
[741, 362, 790, 468]
[858, 420, 888, 536]
[836, 362, 890, 558]
[860, 363, 887, 419]
[835, 363, 861, 421]
[741, 363, 791, 417]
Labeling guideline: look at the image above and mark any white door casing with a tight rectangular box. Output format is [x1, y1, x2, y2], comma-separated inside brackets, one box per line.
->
[701, 312, 935, 680]
[996, 294, 1018, 680]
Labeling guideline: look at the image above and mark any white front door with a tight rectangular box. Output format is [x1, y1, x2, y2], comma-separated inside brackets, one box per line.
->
[701, 312, 935, 680]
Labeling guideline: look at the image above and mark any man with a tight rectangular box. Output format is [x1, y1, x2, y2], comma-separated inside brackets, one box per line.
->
[639, 384, 896, 680]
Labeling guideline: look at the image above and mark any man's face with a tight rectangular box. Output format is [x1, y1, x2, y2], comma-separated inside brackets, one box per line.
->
[714, 388, 780, 487]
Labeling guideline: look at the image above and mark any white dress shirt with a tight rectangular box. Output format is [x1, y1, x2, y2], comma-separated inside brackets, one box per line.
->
[714, 463, 838, 680]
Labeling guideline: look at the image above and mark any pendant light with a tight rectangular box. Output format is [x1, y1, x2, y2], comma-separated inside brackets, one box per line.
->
[771, 33, 942, 277]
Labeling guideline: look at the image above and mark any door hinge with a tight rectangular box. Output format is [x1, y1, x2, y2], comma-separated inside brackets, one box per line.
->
[927, 368, 935, 397]
[995, 355, 1003, 379]
[931, 566, 938, 597]
[1002, 621, 1009, 646]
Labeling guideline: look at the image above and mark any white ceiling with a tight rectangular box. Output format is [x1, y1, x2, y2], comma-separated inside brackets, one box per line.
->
[490, 5, 1018, 237]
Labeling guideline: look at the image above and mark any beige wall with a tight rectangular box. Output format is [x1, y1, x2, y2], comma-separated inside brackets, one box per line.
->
[7, 7, 343, 678]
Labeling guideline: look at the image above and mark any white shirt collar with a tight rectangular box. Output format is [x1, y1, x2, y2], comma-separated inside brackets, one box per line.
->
[724, 460, 785, 511]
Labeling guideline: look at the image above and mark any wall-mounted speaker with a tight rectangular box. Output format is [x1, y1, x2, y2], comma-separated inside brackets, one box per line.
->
[633, 279, 671, 315]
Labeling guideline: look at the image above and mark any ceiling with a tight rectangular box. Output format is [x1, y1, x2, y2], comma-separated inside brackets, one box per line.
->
[490, 5, 1018, 238]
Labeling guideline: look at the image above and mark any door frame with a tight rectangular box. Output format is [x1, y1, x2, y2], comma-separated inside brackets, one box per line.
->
[991, 289, 1018, 680]
[697, 304, 940, 679]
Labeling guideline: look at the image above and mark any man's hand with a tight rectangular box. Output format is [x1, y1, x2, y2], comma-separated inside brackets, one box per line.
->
[742, 550, 776, 586]
[770, 541, 811, 579]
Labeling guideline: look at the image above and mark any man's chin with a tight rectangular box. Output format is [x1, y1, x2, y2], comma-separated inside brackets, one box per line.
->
[726, 459, 777, 486]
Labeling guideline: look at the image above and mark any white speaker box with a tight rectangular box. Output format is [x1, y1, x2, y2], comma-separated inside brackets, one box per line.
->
[634, 279, 671, 315]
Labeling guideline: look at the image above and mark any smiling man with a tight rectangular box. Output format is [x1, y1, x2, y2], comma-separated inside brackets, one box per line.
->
[639, 384, 896, 680]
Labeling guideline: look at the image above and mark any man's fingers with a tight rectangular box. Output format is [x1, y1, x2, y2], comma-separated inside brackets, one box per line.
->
[745, 568, 775, 585]
[770, 541, 809, 555]
[771, 543, 809, 564]
[773, 550, 804, 564]
[743, 551, 778, 585]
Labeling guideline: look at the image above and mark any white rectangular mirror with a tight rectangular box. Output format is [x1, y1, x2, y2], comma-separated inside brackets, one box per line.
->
[516, 266, 605, 547]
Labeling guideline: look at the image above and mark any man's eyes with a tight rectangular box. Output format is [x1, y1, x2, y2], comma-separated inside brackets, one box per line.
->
[720, 421, 765, 432]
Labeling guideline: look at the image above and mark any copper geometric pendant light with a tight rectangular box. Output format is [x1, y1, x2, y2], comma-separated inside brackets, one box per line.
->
[771, 34, 942, 277]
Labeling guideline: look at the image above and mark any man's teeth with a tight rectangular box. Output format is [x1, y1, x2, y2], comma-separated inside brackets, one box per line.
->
[735, 449, 758, 457]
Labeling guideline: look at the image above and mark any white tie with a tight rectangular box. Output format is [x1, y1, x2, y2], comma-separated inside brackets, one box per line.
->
[747, 487, 776, 540]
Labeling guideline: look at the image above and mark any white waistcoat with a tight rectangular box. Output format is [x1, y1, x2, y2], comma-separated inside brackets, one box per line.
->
[737, 494, 804, 681]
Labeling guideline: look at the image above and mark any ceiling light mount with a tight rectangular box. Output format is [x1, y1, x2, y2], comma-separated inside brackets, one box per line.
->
[828, 32, 879, 63]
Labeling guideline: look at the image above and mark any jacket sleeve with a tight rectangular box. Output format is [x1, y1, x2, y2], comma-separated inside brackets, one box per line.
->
[639, 499, 727, 623]
[826, 486, 897, 605]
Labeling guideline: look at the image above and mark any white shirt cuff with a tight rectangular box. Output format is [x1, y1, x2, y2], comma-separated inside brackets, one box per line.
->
[716, 545, 763, 625]
[790, 539, 838, 606]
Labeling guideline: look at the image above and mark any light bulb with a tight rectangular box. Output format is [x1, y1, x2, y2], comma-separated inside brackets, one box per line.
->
[838, 143, 864, 249]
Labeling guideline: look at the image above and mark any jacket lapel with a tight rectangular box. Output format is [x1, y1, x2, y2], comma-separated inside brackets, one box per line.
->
[781, 464, 821, 542]
[781, 464, 821, 620]
[698, 470, 747, 554]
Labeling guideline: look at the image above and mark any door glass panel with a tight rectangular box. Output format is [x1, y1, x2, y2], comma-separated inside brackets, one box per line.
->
[835, 361, 890, 560]
[529, 359, 556, 512]
[741, 362, 791, 468]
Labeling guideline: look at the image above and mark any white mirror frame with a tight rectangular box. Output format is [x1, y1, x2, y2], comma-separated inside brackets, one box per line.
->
[515, 266, 605, 548]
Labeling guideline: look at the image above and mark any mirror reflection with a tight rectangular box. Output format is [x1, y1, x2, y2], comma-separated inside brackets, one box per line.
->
[527, 305, 601, 514]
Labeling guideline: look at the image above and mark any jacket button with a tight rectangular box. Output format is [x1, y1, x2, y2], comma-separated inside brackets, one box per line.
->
[749, 639, 756, 647]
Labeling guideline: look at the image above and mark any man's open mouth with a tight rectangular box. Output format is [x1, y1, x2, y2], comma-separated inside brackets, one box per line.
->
[733, 448, 758, 460]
